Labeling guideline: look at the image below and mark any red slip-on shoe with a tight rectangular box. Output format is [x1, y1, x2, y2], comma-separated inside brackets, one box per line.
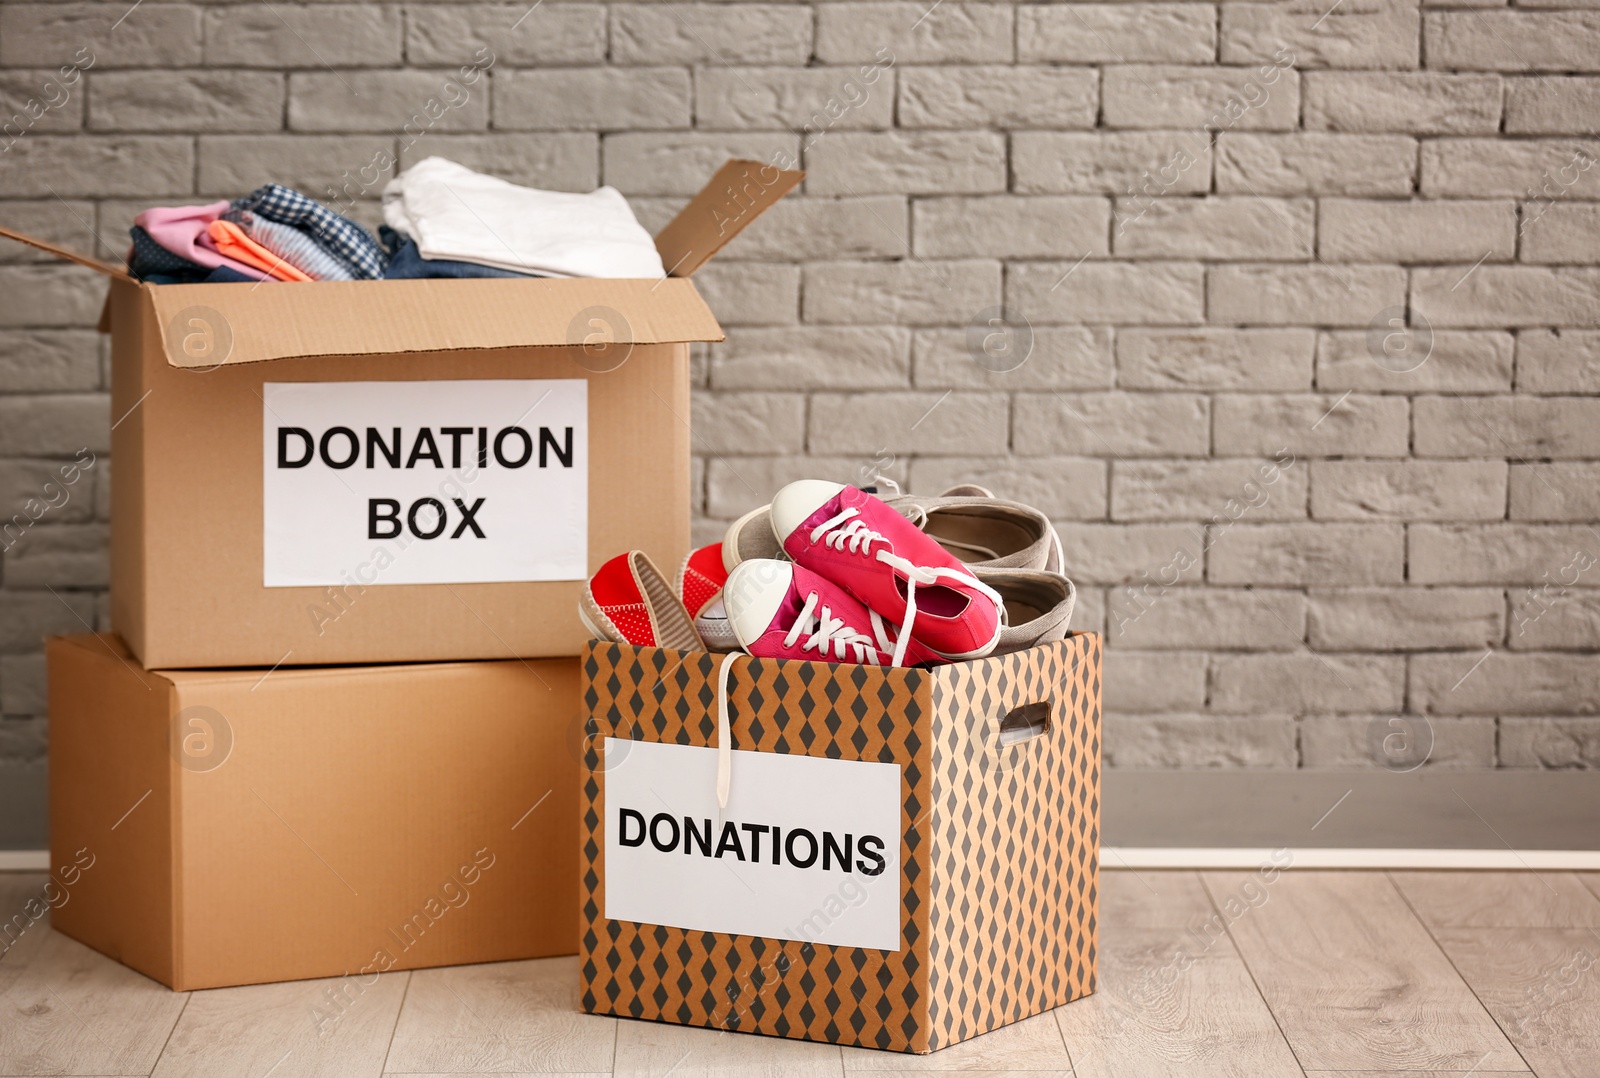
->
[579, 550, 705, 650]
[677, 542, 736, 650]
[722, 558, 947, 667]
[769, 480, 1005, 664]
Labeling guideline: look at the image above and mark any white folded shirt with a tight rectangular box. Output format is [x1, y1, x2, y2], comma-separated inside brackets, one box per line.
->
[382, 157, 666, 279]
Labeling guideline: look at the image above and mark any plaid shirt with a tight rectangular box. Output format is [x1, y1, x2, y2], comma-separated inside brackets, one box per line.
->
[230, 184, 387, 279]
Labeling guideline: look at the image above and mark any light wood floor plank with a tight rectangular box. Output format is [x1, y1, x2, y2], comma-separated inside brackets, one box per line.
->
[1055, 924, 1302, 1078]
[1579, 873, 1600, 905]
[1393, 871, 1600, 928]
[1302, 1072, 1532, 1076]
[1433, 927, 1600, 1078]
[1201, 871, 1522, 1072]
[0, 873, 52, 972]
[151, 970, 408, 1078]
[1099, 870, 1215, 929]
[384, 956, 616, 1074]
[842, 1010, 1070, 1072]
[617, 1018, 844, 1077]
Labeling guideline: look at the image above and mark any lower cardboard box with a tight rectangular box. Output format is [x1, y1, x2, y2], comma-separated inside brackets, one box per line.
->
[578, 633, 1102, 1053]
[46, 633, 580, 991]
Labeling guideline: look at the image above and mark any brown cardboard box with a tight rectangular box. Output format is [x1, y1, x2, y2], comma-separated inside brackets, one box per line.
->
[47, 632, 584, 991]
[577, 634, 1102, 1053]
[0, 160, 801, 669]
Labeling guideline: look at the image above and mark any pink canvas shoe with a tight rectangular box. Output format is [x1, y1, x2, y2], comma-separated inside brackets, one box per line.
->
[769, 481, 1005, 664]
[722, 559, 946, 667]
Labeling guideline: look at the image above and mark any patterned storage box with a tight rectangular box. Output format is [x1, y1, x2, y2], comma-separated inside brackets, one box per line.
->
[578, 633, 1102, 1053]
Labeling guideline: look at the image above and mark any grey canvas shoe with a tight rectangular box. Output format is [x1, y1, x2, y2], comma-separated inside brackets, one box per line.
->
[885, 493, 1064, 573]
[721, 503, 787, 572]
[973, 567, 1077, 654]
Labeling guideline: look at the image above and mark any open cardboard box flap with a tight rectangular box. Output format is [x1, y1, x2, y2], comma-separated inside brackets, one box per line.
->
[0, 158, 802, 368]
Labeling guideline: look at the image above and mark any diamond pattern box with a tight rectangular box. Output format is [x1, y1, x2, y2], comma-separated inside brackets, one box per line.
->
[578, 634, 1102, 1053]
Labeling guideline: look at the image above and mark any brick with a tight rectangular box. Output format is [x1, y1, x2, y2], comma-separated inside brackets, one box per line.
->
[0, 331, 100, 392]
[1, 522, 108, 588]
[1299, 716, 1496, 768]
[1109, 588, 1307, 650]
[1119, 328, 1315, 391]
[0, 654, 46, 714]
[603, 133, 801, 196]
[405, 5, 606, 66]
[1212, 393, 1410, 456]
[1311, 461, 1508, 521]
[1506, 77, 1600, 134]
[1008, 261, 1206, 324]
[1115, 197, 1313, 259]
[689, 392, 805, 454]
[898, 67, 1097, 130]
[697, 68, 894, 131]
[803, 260, 1000, 325]
[1410, 524, 1600, 585]
[807, 392, 1011, 455]
[1212, 653, 1406, 712]
[704, 455, 910, 519]
[1319, 199, 1516, 263]
[1304, 72, 1502, 134]
[90, 71, 284, 133]
[815, 4, 1013, 63]
[199, 135, 397, 201]
[1411, 651, 1600, 715]
[1104, 651, 1208, 712]
[1209, 264, 1407, 326]
[204, 5, 403, 68]
[694, 264, 800, 327]
[1015, 392, 1210, 457]
[1102, 66, 1299, 131]
[1107, 715, 1298, 768]
[496, 67, 688, 131]
[291, 71, 487, 133]
[805, 131, 1008, 195]
[1014, 131, 1213, 195]
[1414, 266, 1600, 328]
[0, 267, 107, 329]
[0, 135, 193, 197]
[1208, 524, 1406, 584]
[907, 456, 1110, 519]
[0, 394, 108, 455]
[1217, 133, 1418, 195]
[1317, 330, 1514, 394]
[1515, 329, 1600, 396]
[1071, 587, 1106, 637]
[0, 71, 85, 135]
[1222, 0, 1420, 69]
[0, 202, 96, 264]
[1019, 4, 1218, 63]
[712, 326, 910, 389]
[1426, 11, 1600, 72]
[1113, 458, 1309, 522]
[698, 196, 910, 262]
[0, 4, 200, 68]
[913, 197, 1110, 259]
[0, 590, 95, 653]
[0, 457, 98, 527]
[398, 134, 597, 191]
[1521, 202, 1600, 263]
[1500, 718, 1600, 768]
[1509, 463, 1600, 520]
[1421, 138, 1600, 197]
[1058, 523, 1206, 585]
[1510, 589, 1600, 649]
[612, 5, 811, 64]
[913, 326, 1115, 391]
[1307, 588, 1506, 650]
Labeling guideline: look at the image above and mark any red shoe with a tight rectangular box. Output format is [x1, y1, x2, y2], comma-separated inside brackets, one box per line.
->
[677, 542, 735, 650]
[769, 481, 1004, 664]
[579, 551, 705, 650]
[722, 559, 945, 667]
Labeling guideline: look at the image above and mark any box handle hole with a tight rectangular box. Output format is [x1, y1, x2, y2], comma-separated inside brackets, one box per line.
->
[999, 701, 1051, 746]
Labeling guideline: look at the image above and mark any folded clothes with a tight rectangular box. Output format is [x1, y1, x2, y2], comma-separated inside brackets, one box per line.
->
[224, 210, 355, 281]
[140, 264, 261, 286]
[382, 157, 665, 279]
[379, 226, 535, 280]
[231, 184, 387, 279]
[132, 203, 277, 283]
[207, 220, 312, 282]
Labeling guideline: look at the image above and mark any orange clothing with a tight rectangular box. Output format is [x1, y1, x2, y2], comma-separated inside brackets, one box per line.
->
[205, 219, 311, 282]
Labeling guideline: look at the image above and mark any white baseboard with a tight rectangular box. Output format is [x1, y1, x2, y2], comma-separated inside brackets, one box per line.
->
[1103, 847, 1600, 870]
[0, 851, 48, 871]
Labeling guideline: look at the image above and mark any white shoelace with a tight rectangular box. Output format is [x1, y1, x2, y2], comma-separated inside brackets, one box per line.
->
[808, 506, 1005, 667]
[783, 590, 883, 663]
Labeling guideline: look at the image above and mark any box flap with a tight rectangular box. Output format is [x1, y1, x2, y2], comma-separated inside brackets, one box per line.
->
[0, 223, 135, 283]
[654, 159, 804, 277]
[144, 276, 724, 368]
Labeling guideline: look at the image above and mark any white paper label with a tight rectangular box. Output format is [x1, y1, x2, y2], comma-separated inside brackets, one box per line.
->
[262, 379, 587, 587]
[602, 738, 903, 951]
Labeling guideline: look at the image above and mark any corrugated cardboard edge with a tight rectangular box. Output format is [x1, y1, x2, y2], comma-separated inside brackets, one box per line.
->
[0, 224, 134, 283]
[654, 160, 805, 277]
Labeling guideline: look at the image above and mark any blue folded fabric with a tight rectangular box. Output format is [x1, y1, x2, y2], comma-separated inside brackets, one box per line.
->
[380, 226, 536, 280]
[129, 226, 257, 284]
[138, 265, 259, 286]
[230, 185, 387, 279]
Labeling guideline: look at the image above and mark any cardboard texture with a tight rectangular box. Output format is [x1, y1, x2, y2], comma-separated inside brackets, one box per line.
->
[578, 634, 1103, 1053]
[47, 632, 582, 991]
[1, 159, 802, 670]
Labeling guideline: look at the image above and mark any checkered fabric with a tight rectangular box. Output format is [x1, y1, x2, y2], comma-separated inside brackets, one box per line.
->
[230, 184, 387, 279]
[579, 633, 1101, 1054]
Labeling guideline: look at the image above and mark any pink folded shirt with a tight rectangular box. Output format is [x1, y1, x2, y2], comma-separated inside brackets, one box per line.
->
[133, 201, 276, 283]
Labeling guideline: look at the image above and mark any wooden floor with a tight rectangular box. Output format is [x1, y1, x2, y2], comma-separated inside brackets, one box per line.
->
[2, 870, 1598, 1076]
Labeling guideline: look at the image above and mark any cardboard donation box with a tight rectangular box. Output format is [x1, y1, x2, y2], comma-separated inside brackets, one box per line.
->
[0, 160, 802, 669]
[578, 635, 1102, 1053]
[48, 632, 584, 991]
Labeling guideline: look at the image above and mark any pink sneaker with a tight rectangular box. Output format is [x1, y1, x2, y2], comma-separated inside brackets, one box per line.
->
[722, 559, 945, 667]
[769, 481, 1004, 664]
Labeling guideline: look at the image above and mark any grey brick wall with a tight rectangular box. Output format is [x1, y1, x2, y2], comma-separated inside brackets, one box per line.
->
[1, 0, 1598, 778]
